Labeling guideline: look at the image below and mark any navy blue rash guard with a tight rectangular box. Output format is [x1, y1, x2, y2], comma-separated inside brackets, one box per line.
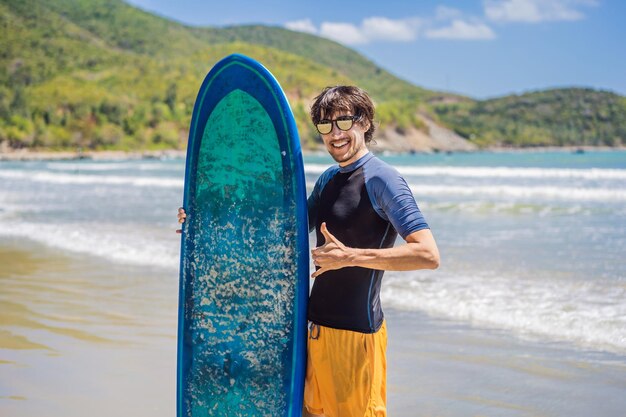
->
[307, 152, 429, 333]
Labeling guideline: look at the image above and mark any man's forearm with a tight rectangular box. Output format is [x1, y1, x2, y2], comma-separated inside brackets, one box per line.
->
[349, 242, 439, 271]
[311, 224, 440, 278]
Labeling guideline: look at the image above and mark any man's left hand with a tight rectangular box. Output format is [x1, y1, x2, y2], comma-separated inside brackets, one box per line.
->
[311, 222, 354, 278]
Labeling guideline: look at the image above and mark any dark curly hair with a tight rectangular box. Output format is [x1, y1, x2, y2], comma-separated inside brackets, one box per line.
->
[310, 86, 376, 143]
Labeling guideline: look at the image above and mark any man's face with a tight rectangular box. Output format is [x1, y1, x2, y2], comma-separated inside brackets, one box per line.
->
[319, 110, 369, 166]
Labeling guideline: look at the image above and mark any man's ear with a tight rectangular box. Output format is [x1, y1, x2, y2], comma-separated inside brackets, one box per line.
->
[360, 119, 371, 132]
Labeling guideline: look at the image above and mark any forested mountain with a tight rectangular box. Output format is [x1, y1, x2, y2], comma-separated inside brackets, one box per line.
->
[433, 88, 626, 147]
[1, 0, 623, 152]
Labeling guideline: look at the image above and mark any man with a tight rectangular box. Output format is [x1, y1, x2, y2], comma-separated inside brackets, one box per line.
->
[302, 86, 439, 417]
[178, 85, 439, 417]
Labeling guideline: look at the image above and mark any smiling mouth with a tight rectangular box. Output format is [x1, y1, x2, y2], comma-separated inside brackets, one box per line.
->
[331, 139, 350, 149]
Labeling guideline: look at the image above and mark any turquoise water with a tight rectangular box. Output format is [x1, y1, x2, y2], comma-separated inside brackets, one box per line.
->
[0, 150, 625, 355]
[307, 149, 626, 168]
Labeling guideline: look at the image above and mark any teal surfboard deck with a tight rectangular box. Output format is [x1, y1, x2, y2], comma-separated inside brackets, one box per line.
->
[177, 54, 309, 417]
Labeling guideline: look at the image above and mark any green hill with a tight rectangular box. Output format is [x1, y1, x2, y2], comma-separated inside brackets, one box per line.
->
[0, 0, 433, 151]
[0, 0, 624, 152]
[432, 88, 626, 147]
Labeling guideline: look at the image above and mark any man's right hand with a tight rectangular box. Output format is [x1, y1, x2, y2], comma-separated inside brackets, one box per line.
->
[176, 207, 186, 234]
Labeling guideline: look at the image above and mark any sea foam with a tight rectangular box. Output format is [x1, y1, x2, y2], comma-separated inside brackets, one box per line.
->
[0, 170, 183, 188]
[410, 184, 626, 202]
[382, 271, 626, 355]
[0, 221, 180, 270]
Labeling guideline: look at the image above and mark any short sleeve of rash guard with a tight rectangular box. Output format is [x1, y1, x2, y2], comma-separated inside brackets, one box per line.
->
[365, 165, 429, 239]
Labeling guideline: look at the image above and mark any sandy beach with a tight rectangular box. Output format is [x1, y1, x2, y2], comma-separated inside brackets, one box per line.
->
[386, 310, 626, 417]
[2, 238, 625, 417]
[0, 238, 178, 417]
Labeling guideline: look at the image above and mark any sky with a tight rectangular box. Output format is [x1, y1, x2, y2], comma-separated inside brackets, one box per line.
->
[125, 0, 625, 99]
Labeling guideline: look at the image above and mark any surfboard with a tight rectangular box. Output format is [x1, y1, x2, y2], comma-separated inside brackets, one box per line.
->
[177, 54, 309, 417]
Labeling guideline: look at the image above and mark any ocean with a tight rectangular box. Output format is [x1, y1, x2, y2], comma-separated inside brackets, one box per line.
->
[1, 149, 625, 416]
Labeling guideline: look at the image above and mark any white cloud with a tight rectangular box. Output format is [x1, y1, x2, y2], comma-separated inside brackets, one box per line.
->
[284, 8, 511, 45]
[361, 17, 420, 42]
[285, 17, 421, 45]
[484, 0, 597, 23]
[319, 22, 368, 45]
[285, 19, 317, 35]
[426, 20, 496, 40]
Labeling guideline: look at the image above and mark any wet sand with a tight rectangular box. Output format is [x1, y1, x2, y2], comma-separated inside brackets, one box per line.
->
[1, 238, 625, 417]
[0, 238, 177, 417]
[386, 310, 626, 417]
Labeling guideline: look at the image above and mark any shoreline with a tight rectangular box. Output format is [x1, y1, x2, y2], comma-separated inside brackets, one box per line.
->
[0, 149, 187, 162]
[1, 146, 625, 162]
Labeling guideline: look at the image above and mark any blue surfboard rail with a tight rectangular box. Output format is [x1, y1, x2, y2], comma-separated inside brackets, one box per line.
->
[177, 54, 309, 417]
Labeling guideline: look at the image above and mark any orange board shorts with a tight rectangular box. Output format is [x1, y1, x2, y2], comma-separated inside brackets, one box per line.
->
[304, 321, 387, 417]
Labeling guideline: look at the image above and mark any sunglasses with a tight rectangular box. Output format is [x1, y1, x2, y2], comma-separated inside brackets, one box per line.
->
[315, 115, 358, 135]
